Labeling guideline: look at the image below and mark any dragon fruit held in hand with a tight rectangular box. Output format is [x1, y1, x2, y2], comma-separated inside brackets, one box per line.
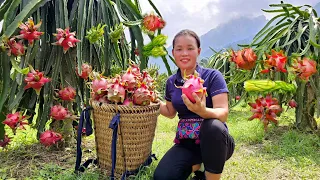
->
[177, 71, 207, 103]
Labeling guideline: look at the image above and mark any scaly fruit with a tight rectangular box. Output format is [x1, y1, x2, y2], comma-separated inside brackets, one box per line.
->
[40, 130, 62, 147]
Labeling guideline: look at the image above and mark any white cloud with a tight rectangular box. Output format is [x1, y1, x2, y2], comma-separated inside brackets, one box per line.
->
[139, 0, 319, 46]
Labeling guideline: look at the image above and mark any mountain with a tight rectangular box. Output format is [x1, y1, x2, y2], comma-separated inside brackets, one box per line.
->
[149, 15, 268, 74]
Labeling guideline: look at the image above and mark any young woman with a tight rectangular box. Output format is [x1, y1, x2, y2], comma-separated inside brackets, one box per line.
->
[153, 29, 235, 180]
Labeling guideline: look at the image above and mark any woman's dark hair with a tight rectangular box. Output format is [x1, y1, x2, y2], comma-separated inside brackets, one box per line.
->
[172, 29, 200, 48]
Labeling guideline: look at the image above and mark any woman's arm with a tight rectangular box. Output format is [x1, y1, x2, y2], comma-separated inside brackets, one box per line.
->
[197, 93, 229, 122]
[160, 101, 177, 119]
[181, 92, 229, 122]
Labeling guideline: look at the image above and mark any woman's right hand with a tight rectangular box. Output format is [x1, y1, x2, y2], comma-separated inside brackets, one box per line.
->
[160, 101, 177, 119]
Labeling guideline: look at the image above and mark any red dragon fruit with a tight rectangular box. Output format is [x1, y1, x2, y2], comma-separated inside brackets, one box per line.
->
[231, 48, 257, 70]
[24, 66, 51, 95]
[59, 86, 76, 101]
[292, 57, 317, 81]
[150, 91, 158, 103]
[122, 98, 133, 106]
[40, 130, 62, 147]
[122, 68, 137, 90]
[91, 77, 108, 95]
[15, 17, 43, 45]
[141, 71, 154, 89]
[261, 49, 287, 74]
[5, 38, 25, 56]
[0, 135, 11, 148]
[133, 84, 152, 106]
[107, 78, 126, 104]
[177, 72, 207, 103]
[52, 28, 80, 53]
[248, 94, 282, 131]
[288, 99, 297, 108]
[142, 13, 166, 33]
[76, 63, 92, 79]
[129, 62, 141, 78]
[2, 112, 29, 133]
[50, 105, 71, 120]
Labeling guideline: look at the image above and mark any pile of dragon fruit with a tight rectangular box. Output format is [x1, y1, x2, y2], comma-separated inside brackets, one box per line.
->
[90, 63, 158, 106]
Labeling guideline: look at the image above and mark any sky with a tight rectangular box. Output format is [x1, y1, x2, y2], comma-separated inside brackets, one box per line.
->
[139, 0, 320, 45]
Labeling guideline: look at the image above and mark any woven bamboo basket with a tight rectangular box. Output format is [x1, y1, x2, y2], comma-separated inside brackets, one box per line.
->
[90, 100, 160, 177]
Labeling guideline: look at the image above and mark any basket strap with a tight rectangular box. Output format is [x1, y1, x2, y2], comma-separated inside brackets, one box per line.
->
[109, 113, 121, 179]
[75, 106, 95, 173]
[121, 153, 158, 179]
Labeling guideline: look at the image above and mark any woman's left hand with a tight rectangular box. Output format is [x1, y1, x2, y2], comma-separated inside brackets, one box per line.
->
[181, 92, 206, 115]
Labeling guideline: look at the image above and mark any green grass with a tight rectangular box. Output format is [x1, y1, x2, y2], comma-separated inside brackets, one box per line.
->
[1, 107, 320, 180]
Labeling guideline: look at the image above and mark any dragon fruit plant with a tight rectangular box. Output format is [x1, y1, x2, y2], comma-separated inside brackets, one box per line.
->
[248, 94, 283, 131]
[89, 62, 159, 106]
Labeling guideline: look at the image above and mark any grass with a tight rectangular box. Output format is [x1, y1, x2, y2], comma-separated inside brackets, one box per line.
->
[1, 106, 320, 180]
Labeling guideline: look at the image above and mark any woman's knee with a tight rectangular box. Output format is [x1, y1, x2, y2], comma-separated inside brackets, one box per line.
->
[153, 164, 191, 180]
[200, 119, 228, 140]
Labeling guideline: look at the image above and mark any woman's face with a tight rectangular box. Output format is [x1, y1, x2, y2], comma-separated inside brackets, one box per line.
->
[172, 35, 201, 74]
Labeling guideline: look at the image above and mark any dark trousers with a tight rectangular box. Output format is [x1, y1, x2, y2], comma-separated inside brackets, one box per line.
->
[153, 119, 235, 180]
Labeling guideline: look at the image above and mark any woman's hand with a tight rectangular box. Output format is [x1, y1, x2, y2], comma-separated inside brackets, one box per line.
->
[181, 92, 206, 115]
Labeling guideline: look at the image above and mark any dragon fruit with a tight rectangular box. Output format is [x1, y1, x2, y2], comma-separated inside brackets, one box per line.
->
[15, 17, 43, 45]
[107, 78, 126, 104]
[142, 13, 165, 33]
[248, 94, 282, 131]
[288, 99, 297, 108]
[76, 63, 92, 79]
[0, 135, 11, 148]
[261, 49, 287, 74]
[141, 71, 154, 89]
[50, 105, 71, 120]
[59, 86, 76, 101]
[2, 112, 29, 133]
[122, 68, 137, 90]
[178, 72, 206, 103]
[231, 48, 257, 70]
[292, 57, 317, 81]
[122, 98, 133, 106]
[91, 77, 108, 95]
[133, 84, 152, 106]
[130, 63, 141, 78]
[40, 130, 62, 147]
[24, 66, 51, 95]
[5, 38, 25, 56]
[52, 28, 80, 53]
[235, 95, 241, 101]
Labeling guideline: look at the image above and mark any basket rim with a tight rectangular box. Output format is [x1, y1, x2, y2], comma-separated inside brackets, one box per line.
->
[89, 99, 160, 109]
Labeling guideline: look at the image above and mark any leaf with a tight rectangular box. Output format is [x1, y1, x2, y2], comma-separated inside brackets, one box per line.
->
[251, 12, 288, 44]
[120, 0, 142, 19]
[123, 20, 142, 26]
[3, 0, 21, 32]
[261, 7, 300, 13]
[0, 53, 11, 127]
[1, 0, 47, 39]
[148, 0, 163, 17]
[0, 0, 13, 23]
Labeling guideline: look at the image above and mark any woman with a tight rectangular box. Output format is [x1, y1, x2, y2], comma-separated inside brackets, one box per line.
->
[153, 29, 235, 180]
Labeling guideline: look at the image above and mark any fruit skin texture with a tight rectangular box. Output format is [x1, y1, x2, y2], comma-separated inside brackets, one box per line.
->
[40, 130, 62, 147]
[180, 74, 206, 103]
